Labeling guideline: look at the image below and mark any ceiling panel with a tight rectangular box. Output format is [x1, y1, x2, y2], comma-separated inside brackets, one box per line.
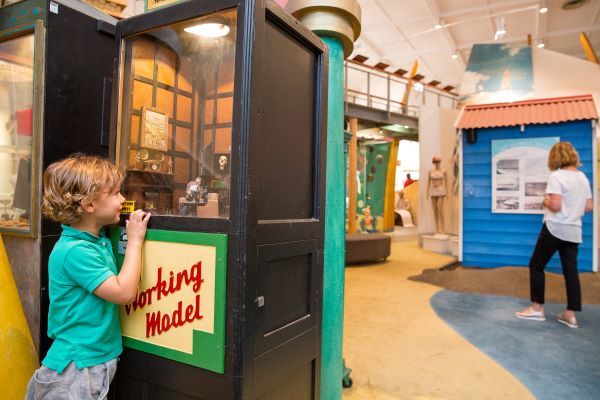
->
[354, 0, 600, 93]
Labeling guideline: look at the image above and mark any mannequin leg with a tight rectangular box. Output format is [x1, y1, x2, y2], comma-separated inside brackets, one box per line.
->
[436, 197, 445, 234]
[431, 197, 440, 234]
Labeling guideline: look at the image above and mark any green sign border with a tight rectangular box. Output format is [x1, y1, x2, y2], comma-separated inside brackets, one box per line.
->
[110, 228, 228, 373]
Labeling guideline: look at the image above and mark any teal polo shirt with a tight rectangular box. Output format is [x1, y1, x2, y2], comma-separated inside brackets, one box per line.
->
[42, 224, 122, 373]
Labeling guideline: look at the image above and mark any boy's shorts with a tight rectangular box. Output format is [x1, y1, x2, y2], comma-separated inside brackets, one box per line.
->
[25, 358, 118, 400]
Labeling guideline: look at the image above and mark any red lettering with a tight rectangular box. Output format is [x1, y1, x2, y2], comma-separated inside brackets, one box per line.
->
[161, 312, 171, 332]
[157, 267, 168, 300]
[146, 310, 162, 337]
[138, 291, 147, 308]
[144, 295, 203, 338]
[185, 303, 194, 322]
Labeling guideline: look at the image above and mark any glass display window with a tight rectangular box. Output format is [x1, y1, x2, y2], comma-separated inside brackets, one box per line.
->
[116, 8, 236, 219]
[0, 32, 36, 235]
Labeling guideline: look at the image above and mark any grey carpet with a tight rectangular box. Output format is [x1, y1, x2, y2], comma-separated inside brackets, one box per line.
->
[431, 290, 600, 400]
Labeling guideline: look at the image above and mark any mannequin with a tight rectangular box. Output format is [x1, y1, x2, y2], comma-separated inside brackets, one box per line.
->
[426, 155, 448, 235]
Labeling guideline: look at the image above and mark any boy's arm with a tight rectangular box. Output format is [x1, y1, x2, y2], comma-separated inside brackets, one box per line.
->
[94, 210, 150, 305]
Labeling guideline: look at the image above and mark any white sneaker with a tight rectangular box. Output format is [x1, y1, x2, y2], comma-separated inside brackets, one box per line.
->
[515, 307, 546, 321]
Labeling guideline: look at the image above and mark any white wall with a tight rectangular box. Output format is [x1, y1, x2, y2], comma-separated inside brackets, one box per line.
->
[418, 106, 460, 236]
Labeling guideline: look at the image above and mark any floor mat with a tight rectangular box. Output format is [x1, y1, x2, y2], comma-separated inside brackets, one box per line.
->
[431, 290, 600, 400]
[410, 266, 600, 304]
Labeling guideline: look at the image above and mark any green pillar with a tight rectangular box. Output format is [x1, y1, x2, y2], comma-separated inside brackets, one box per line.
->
[285, 2, 361, 398]
[321, 35, 345, 400]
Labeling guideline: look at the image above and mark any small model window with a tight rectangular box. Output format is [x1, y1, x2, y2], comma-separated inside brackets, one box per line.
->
[117, 9, 236, 219]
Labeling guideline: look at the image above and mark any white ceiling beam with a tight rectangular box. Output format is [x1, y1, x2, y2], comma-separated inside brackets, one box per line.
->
[590, 0, 600, 28]
[455, 24, 600, 50]
[371, 0, 435, 77]
[361, 0, 540, 32]
[439, 0, 539, 19]
[421, 0, 466, 71]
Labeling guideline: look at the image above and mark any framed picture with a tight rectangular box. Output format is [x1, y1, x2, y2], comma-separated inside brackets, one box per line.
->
[140, 106, 169, 151]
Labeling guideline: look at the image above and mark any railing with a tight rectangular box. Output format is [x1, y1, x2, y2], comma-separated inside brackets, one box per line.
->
[344, 62, 458, 118]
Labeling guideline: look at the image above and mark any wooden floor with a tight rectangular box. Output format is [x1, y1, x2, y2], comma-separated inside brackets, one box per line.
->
[342, 241, 534, 400]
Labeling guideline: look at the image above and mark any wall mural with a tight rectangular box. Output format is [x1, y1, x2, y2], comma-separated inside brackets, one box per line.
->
[460, 44, 533, 104]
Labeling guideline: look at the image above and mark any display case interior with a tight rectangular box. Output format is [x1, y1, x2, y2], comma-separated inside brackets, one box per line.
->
[117, 8, 236, 219]
[0, 32, 35, 234]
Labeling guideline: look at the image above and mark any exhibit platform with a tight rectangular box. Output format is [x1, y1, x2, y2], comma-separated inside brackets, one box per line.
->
[421, 234, 458, 255]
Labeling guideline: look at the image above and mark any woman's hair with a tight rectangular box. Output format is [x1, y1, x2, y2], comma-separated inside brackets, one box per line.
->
[547, 141, 581, 171]
[42, 154, 123, 224]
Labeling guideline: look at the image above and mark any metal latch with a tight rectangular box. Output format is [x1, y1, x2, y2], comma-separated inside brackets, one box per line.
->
[256, 296, 265, 308]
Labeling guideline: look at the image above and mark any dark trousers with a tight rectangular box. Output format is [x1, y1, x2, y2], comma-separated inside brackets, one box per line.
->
[529, 223, 581, 311]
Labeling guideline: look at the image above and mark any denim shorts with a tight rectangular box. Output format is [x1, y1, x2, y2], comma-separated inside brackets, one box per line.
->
[25, 358, 118, 400]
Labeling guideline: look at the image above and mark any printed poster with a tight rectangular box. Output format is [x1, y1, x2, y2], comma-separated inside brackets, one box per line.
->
[492, 137, 559, 214]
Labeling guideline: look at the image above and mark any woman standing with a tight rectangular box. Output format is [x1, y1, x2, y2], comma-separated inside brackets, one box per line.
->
[515, 142, 593, 328]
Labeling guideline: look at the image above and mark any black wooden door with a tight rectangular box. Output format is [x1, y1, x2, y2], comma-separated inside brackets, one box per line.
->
[246, 3, 328, 399]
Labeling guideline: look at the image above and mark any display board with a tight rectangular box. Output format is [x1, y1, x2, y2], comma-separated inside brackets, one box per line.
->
[110, 228, 227, 373]
[491, 137, 559, 213]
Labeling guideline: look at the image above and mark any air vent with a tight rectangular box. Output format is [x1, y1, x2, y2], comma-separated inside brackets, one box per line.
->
[562, 0, 588, 10]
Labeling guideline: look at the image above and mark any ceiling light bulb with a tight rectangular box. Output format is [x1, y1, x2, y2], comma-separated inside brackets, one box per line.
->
[537, 42, 545, 48]
[184, 23, 230, 38]
[539, 2, 548, 13]
[434, 18, 442, 30]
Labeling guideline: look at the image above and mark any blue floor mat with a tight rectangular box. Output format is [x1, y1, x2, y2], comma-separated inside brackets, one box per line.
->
[430, 290, 600, 400]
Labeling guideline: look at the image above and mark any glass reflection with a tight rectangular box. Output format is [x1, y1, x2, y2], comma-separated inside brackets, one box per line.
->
[0, 33, 34, 233]
[118, 9, 236, 219]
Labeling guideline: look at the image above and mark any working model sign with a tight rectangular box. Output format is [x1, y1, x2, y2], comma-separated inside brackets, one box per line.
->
[110, 228, 227, 373]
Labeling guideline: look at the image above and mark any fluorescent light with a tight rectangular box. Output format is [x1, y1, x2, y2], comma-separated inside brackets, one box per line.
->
[496, 17, 506, 35]
[495, 17, 506, 40]
[434, 18, 442, 30]
[184, 23, 230, 38]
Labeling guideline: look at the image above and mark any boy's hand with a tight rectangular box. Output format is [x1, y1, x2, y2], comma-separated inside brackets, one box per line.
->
[126, 209, 150, 244]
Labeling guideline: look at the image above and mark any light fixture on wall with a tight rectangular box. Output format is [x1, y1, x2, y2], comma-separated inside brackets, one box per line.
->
[451, 50, 458, 59]
[539, 1, 549, 13]
[494, 17, 506, 40]
[184, 22, 230, 38]
[414, 82, 424, 92]
[537, 40, 545, 48]
[434, 18, 442, 30]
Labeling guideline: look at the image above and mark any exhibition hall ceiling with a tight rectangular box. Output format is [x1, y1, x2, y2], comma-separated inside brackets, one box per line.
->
[353, 0, 600, 91]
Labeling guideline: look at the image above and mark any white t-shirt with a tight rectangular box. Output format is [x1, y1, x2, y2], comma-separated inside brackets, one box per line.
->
[543, 169, 592, 243]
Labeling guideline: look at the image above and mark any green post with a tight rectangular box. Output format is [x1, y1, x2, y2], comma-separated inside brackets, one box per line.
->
[321, 36, 345, 400]
[285, 2, 361, 398]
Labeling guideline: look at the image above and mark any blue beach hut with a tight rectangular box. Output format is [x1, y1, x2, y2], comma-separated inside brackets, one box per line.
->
[456, 95, 598, 272]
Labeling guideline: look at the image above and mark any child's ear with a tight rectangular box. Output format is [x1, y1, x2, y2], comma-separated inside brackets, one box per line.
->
[80, 197, 95, 213]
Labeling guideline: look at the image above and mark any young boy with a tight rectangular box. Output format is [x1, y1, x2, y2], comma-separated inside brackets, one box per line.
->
[26, 154, 150, 399]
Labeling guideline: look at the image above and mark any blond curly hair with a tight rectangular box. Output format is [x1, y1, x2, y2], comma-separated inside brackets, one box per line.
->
[547, 141, 581, 171]
[42, 154, 123, 224]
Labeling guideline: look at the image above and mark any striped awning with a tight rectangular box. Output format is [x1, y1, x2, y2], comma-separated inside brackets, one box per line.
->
[456, 95, 598, 129]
